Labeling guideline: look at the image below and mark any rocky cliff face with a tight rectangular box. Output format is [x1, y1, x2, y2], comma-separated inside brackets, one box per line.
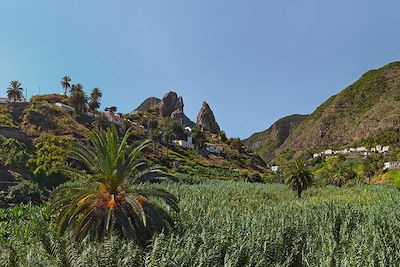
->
[196, 101, 221, 134]
[143, 91, 195, 127]
[159, 92, 184, 117]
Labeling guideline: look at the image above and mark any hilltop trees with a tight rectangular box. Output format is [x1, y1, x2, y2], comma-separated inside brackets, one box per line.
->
[70, 90, 87, 112]
[49, 126, 179, 246]
[6, 80, 24, 102]
[286, 159, 313, 198]
[88, 87, 102, 112]
[60, 76, 71, 95]
[69, 83, 84, 95]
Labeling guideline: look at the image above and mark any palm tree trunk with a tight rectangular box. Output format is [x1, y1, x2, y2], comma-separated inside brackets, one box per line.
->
[297, 187, 301, 198]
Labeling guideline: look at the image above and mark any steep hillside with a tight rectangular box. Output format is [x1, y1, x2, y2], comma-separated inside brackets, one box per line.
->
[244, 114, 307, 161]
[134, 97, 161, 112]
[279, 61, 400, 154]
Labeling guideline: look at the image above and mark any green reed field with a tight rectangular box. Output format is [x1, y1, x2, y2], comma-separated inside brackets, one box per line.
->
[2, 180, 400, 267]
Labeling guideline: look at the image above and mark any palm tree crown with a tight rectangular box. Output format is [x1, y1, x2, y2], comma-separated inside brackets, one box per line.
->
[330, 165, 356, 187]
[286, 159, 313, 198]
[49, 126, 179, 246]
[6, 80, 24, 102]
[88, 87, 102, 112]
[69, 83, 84, 95]
[70, 90, 87, 112]
[61, 76, 71, 95]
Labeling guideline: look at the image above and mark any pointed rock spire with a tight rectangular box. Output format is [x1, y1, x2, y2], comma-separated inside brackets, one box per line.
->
[196, 101, 220, 134]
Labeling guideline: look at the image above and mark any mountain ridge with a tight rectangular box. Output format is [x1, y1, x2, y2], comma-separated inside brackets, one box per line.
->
[246, 61, 400, 161]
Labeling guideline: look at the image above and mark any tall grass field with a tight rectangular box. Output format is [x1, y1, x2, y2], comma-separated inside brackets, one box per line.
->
[2, 180, 400, 266]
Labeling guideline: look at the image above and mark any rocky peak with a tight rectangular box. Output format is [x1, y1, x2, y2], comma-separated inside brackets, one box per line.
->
[196, 101, 221, 134]
[159, 91, 184, 118]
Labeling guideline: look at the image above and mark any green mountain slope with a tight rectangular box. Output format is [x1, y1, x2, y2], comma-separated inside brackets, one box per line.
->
[278, 61, 400, 154]
[243, 114, 307, 161]
[134, 97, 161, 112]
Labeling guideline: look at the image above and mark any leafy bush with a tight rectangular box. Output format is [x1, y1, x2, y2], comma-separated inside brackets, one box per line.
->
[0, 136, 30, 168]
[30, 133, 72, 176]
[7, 180, 41, 204]
[0, 113, 18, 128]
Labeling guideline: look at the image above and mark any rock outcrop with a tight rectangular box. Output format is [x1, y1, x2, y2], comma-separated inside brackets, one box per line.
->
[155, 91, 195, 127]
[196, 101, 221, 134]
[159, 92, 184, 118]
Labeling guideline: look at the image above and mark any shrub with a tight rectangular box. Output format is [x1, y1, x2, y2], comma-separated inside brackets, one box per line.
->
[7, 180, 41, 204]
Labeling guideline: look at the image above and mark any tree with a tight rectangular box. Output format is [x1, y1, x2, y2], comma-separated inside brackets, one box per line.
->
[160, 118, 175, 156]
[192, 127, 206, 149]
[49, 126, 179, 246]
[88, 87, 102, 112]
[229, 138, 242, 151]
[330, 165, 356, 187]
[105, 106, 117, 113]
[286, 159, 313, 198]
[70, 90, 87, 112]
[60, 76, 71, 95]
[6, 80, 23, 102]
[69, 83, 84, 95]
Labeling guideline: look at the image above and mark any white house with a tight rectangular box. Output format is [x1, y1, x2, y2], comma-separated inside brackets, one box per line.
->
[384, 162, 400, 170]
[174, 140, 194, 149]
[313, 153, 320, 158]
[382, 146, 389, 153]
[205, 143, 223, 155]
[0, 95, 26, 103]
[55, 102, 75, 112]
[355, 146, 367, 152]
[271, 165, 279, 173]
[323, 149, 333, 155]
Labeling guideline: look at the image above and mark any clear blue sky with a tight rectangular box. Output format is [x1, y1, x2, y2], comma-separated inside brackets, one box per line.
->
[1, 1, 400, 138]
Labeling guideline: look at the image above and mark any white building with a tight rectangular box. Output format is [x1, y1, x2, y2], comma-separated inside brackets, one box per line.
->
[382, 146, 389, 153]
[323, 149, 333, 155]
[0, 96, 26, 103]
[271, 165, 279, 173]
[205, 143, 223, 155]
[55, 102, 75, 112]
[384, 162, 400, 170]
[174, 140, 194, 149]
[313, 153, 320, 158]
[355, 146, 367, 152]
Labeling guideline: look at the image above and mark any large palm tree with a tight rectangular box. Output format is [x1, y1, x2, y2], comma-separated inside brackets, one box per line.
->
[286, 159, 313, 198]
[6, 80, 23, 102]
[70, 90, 87, 112]
[48, 126, 179, 246]
[61, 76, 71, 95]
[330, 165, 356, 187]
[88, 87, 102, 112]
[69, 83, 84, 95]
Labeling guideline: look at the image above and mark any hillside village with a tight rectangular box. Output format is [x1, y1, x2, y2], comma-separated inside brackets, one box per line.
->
[0, 78, 271, 207]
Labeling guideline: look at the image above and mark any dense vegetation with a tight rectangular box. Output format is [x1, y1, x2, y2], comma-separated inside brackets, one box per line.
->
[2, 181, 400, 266]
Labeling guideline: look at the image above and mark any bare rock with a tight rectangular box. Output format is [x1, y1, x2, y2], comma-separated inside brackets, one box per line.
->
[159, 92, 184, 118]
[196, 101, 221, 134]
